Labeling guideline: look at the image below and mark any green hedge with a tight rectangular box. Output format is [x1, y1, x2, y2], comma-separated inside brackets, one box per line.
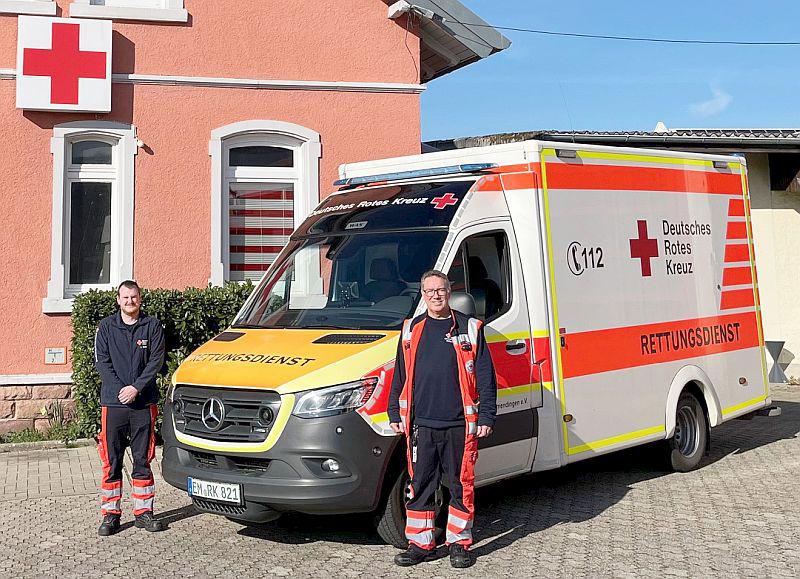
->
[71, 282, 253, 438]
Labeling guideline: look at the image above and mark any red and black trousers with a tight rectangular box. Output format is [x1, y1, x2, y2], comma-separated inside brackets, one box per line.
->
[97, 405, 157, 516]
[405, 424, 477, 550]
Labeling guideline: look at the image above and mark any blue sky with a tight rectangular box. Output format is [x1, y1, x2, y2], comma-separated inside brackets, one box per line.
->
[421, 1, 800, 140]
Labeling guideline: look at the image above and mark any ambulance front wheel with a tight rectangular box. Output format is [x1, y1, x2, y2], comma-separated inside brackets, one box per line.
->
[375, 470, 409, 548]
[668, 392, 708, 472]
[374, 470, 448, 548]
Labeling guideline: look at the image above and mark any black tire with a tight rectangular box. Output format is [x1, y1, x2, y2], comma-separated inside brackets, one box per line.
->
[375, 470, 409, 549]
[374, 470, 448, 548]
[668, 392, 708, 472]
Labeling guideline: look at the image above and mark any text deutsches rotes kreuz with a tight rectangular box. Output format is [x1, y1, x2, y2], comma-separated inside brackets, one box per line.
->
[662, 219, 711, 276]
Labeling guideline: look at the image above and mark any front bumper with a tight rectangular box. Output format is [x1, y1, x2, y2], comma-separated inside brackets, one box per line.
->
[161, 400, 399, 521]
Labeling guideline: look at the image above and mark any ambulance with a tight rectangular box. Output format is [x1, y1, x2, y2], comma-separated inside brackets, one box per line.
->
[161, 141, 780, 546]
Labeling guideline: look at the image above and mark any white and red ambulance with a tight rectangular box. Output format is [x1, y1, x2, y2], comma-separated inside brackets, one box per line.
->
[162, 141, 779, 546]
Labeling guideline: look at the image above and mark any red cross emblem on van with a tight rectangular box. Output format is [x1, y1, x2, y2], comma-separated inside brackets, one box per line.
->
[431, 193, 458, 209]
[629, 219, 659, 277]
[16, 16, 112, 112]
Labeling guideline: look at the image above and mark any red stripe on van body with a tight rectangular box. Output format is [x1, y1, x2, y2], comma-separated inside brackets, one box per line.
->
[728, 198, 745, 216]
[545, 163, 742, 195]
[724, 244, 752, 263]
[726, 221, 748, 239]
[722, 266, 753, 287]
[559, 312, 759, 379]
[720, 289, 756, 310]
[487, 340, 533, 389]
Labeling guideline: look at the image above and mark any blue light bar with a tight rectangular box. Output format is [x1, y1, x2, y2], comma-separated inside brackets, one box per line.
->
[334, 163, 498, 186]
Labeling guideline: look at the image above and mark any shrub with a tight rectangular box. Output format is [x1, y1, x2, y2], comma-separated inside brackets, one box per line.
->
[70, 282, 253, 438]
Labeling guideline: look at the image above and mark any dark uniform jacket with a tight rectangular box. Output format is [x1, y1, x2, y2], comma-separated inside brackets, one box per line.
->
[387, 309, 497, 428]
[94, 312, 165, 409]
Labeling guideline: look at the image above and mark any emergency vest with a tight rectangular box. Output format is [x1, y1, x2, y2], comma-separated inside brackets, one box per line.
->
[397, 312, 483, 437]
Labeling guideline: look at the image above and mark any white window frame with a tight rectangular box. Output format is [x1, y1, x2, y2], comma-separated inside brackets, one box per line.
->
[209, 120, 321, 286]
[0, 0, 55, 14]
[43, 121, 136, 314]
[69, 0, 187, 22]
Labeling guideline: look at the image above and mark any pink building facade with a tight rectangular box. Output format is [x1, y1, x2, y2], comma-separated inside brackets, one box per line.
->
[0, 0, 507, 432]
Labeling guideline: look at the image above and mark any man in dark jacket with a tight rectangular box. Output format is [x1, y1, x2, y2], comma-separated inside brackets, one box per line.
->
[388, 270, 497, 569]
[94, 280, 166, 536]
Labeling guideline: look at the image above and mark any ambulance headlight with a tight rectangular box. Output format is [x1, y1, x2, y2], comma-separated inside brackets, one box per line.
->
[292, 377, 377, 419]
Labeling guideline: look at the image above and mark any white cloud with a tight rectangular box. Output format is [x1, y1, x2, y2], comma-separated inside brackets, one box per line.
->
[690, 87, 733, 117]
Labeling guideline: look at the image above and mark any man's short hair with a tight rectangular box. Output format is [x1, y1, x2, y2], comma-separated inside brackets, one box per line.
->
[117, 280, 141, 296]
[420, 270, 450, 288]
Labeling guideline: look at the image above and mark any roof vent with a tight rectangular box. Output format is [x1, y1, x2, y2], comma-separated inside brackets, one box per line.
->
[312, 334, 386, 345]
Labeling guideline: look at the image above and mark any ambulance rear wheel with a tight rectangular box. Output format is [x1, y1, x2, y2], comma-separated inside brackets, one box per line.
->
[668, 392, 707, 472]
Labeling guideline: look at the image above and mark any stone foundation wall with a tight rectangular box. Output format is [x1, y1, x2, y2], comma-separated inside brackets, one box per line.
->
[0, 384, 75, 435]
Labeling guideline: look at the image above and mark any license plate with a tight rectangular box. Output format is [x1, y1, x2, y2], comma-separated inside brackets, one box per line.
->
[187, 477, 242, 505]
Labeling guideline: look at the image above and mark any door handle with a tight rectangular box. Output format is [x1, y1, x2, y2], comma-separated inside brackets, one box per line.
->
[505, 339, 527, 355]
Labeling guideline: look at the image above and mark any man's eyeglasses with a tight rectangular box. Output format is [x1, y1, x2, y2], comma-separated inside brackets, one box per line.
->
[421, 288, 449, 296]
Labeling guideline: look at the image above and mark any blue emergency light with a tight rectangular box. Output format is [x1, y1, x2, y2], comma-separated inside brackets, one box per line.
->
[334, 163, 498, 187]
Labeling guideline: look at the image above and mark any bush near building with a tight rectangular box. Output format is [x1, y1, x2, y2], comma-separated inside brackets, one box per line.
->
[71, 283, 253, 438]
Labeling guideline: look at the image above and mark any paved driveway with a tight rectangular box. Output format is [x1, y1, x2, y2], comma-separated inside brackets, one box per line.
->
[1, 386, 798, 578]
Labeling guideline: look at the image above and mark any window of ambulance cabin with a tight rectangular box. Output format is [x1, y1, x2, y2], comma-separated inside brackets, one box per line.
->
[447, 232, 511, 321]
[227, 144, 296, 283]
[43, 122, 136, 314]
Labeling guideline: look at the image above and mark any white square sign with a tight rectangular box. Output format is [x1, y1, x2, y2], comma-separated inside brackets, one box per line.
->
[16, 16, 112, 112]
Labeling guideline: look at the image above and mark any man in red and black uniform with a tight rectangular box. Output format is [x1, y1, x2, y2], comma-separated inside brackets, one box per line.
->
[388, 270, 497, 568]
[94, 280, 166, 536]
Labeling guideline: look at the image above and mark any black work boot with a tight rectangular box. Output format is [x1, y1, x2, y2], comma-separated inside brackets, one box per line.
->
[393, 545, 431, 567]
[98, 514, 121, 537]
[134, 511, 166, 532]
[449, 544, 474, 568]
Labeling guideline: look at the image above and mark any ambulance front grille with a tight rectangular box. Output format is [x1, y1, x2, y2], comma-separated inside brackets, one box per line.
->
[174, 386, 281, 443]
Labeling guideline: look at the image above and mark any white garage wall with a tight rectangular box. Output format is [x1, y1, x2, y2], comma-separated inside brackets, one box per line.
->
[747, 152, 800, 380]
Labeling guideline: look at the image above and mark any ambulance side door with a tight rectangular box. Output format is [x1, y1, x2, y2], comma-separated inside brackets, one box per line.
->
[446, 221, 538, 483]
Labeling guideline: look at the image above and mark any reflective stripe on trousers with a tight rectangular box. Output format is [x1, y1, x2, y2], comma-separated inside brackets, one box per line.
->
[101, 483, 122, 515]
[446, 505, 473, 546]
[132, 478, 155, 515]
[405, 509, 436, 550]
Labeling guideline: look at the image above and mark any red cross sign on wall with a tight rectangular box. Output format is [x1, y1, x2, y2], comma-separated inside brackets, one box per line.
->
[16, 16, 112, 112]
[24, 23, 106, 105]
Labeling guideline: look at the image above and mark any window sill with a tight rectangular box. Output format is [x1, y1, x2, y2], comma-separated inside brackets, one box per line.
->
[42, 297, 74, 315]
[68, 3, 188, 22]
[0, 0, 57, 15]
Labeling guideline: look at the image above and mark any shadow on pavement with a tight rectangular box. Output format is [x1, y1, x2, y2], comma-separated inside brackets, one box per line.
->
[118, 504, 201, 532]
[234, 400, 799, 552]
[237, 512, 384, 545]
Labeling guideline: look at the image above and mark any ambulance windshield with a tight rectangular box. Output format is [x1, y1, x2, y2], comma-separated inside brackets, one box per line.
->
[233, 230, 447, 330]
[233, 180, 474, 330]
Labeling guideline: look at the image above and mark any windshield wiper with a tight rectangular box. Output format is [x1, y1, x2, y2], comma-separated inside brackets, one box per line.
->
[230, 323, 268, 329]
[300, 325, 353, 330]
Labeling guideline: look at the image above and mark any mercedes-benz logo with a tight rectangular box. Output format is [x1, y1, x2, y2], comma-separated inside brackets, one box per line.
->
[201, 397, 225, 432]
